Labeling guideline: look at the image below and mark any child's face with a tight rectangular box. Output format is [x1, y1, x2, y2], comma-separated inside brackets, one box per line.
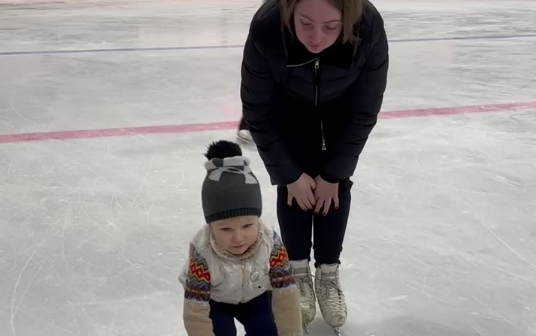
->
[211, 215, 260, 255]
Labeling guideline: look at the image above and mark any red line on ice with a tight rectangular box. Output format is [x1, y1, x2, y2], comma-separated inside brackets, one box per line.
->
[0, 101, 535, 144]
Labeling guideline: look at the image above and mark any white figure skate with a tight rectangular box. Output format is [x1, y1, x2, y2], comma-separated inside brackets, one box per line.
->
[290, 260, 316, 334]
[236, 129, 252, 143]
[315, 264, 347, 336]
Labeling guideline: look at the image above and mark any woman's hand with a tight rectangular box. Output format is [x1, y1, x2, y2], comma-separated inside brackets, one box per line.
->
[314, 176, 339, 216]
[287, 174, 317, 211]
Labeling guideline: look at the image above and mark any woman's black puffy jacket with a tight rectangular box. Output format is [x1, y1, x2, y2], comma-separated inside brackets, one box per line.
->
[241, 0, 389, 186]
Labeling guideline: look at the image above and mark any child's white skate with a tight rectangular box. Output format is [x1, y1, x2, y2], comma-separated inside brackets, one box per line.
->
[315, 264, 347, 336]
[290, 260, 316, 334]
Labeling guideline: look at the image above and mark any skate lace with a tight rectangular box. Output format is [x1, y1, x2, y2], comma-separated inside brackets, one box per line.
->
[318, 272, 345, 312]
[293, 268, 315, 302]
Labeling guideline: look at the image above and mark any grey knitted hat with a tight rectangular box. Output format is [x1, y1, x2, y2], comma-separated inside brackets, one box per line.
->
[202, 140, 262, 223]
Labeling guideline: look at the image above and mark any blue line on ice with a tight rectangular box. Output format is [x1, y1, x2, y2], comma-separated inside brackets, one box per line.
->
[1, 33, 535, 56]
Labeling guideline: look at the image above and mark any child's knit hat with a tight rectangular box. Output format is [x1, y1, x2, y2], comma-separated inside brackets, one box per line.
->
[202, 140, 262, 223]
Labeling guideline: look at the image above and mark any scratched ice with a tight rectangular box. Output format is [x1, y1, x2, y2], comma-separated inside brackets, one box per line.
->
[0, 0, 535, 335]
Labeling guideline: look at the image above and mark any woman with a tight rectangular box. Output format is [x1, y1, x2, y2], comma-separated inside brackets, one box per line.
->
[241, 0, 388, 333]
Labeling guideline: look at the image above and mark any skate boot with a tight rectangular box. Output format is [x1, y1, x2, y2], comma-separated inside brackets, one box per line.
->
[236, 129, 252, 143]
[315, 264, 347, 336]
[290, 260, 316, 334]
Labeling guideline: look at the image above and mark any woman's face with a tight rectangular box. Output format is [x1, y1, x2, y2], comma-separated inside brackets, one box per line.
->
[293, 0, 342, 54]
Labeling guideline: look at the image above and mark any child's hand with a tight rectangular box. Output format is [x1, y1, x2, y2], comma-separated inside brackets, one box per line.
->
[286, 173, 316, 211]
[313, 176, 339, 216]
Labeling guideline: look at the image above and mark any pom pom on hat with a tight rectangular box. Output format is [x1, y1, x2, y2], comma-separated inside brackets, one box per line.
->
[204, 140, 242, 160]
[201, 140, 262, 223]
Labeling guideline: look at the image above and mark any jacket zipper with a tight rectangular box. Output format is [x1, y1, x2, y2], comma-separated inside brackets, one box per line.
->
[287, 58, 325, 151]
[314, 59, 326, 151]
[241, 261, 246, 302]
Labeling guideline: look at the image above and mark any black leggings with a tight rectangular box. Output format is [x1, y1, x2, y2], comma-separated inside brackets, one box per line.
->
[277, 178, 352, 267]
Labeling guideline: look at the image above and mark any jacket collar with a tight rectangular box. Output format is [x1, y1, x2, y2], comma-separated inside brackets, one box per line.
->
[283, 23, 360, 69]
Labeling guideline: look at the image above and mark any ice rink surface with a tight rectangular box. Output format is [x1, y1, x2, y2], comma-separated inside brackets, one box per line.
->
[1, 0, 536, 335]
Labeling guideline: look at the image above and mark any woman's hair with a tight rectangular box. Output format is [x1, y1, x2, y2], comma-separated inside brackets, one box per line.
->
[281, 0, 363, 44]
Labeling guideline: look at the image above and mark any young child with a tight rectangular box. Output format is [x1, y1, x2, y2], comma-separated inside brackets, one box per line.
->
[179, 140, 303, 336]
